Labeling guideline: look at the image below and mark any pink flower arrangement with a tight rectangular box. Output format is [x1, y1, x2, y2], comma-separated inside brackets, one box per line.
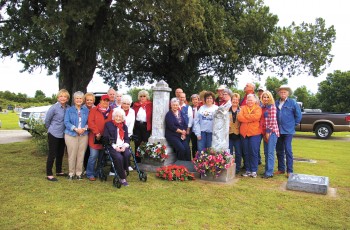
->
[156, 165, 195, 181]
[192, 148, 234, 177]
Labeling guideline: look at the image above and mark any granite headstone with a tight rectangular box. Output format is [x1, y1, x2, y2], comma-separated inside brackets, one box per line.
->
[211, 107, 229, 152]
[286, 173, 329, 195]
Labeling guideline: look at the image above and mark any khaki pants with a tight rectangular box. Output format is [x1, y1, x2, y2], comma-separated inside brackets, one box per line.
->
[65, 134, 88, 176]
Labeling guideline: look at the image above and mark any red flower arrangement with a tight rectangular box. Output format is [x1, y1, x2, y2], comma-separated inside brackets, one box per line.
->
[192, 148, 234, 177]
[136, 142, 168, 161]
[156, 165, 195, 181]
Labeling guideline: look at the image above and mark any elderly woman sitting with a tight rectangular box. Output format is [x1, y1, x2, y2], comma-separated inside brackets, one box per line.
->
[165, 98, 191, 161]
[103, 108, 131, 186]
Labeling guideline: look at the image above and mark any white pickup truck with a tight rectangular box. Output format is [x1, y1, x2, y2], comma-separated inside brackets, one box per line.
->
[18, 105, 52, 130]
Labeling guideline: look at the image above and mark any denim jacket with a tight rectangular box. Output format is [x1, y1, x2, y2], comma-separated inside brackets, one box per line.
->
[64, 106, 89, 136]
[275, 98, 302, 134]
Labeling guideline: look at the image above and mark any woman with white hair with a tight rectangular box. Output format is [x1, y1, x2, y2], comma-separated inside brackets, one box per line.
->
[103, 108, 131, 186]
[64, 91, 89, 180]
[165, 98, 191, 161]
[238, 94, 262, 178]
[120, 94, 135, 171]
[120, 95, 135, 138]
[220, 88, 233, 111]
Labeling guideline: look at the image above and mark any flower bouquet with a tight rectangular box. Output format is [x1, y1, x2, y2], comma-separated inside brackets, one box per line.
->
[156, 165, 195, 181]
[136, 142, 168, 162]
[192, 148, 234, 177]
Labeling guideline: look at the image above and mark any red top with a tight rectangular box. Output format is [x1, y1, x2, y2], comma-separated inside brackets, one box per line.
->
[88, 107, 112, 149]
[260, 104, 280, 137]
[133, 100, 153, 131]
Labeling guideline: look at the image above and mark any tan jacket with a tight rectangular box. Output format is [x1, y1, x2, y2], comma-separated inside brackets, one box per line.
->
[229, 108, 240, 135]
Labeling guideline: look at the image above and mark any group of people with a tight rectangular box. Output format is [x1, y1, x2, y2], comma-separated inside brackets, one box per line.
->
[44, 82, 301, 186]
[165, 83, 302, 179]
[45, 89, 152, 186]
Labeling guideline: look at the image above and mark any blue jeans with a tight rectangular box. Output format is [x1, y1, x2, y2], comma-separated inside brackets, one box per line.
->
[241, 134, 261, 173]
[229, 135, 242, 173]
[197, 131, 213, 152]
[86, 147, 103, 178]
[263, 133, 278, 176]
[276, 134, 294, 173]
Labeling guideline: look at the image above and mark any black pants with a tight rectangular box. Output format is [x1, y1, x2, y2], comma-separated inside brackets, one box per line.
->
[109, 148, 131, 179]
[190, 131, 198, 159]
[46, 132, 66, 176]
[133, 121, 151, 163]
[83, 147, 90, 171]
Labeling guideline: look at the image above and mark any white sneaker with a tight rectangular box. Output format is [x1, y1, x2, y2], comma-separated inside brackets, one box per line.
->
[250, 172, 257, 178]
[241, 171, 251, 177]
[109, 172, 115, 176]
[128, 166, 134, 171]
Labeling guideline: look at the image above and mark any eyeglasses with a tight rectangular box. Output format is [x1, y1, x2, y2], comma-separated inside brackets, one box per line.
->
[140, 95, 146, 97]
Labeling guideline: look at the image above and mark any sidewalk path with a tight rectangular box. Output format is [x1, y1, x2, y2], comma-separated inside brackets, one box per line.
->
[0, 130, 32, 144]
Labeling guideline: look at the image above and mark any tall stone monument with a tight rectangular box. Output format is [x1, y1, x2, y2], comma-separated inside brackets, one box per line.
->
[140, 80, 176, 170]
[148, 80, 171, 145]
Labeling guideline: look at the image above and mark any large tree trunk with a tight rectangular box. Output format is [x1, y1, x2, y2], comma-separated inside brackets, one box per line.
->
[59, 0, 112, 103]
[59, 47, 97, 103]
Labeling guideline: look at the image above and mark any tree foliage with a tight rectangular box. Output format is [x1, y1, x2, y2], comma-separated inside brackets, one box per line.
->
[317, 70, 350, 112]
[0, 0, 336, 97]
[34, 90, 46, 99]
[294, 86, 319, 109]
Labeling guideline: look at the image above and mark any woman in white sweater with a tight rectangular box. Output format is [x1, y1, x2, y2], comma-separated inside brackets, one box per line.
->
[193, 91, 218, 152]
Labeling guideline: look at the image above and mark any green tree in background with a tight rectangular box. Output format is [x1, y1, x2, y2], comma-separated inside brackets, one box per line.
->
[0, 1, 336, 98]
[317, 70, 350, 112]
[34, 90, 46, 100]
[294, 86, 319, 109]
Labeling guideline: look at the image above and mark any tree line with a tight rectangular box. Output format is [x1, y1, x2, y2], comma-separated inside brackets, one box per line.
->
[2, 70, 348, 112]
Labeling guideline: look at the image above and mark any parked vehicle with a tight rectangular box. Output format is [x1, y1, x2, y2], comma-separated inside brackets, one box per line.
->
[19, 105, 52, 130]
[295, 111, 350, 139]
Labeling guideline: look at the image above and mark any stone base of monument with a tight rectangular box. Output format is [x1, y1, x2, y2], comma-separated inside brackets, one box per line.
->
[200, 163, 236, 183]
[286, 173, 329, 195]
[137, 152, 177, 173]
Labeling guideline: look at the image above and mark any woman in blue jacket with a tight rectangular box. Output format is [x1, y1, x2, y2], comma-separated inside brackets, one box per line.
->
[64, 91, 89, 180]
[165, 98, 191, 161]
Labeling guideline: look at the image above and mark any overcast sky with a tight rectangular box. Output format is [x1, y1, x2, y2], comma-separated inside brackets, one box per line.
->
[0, 0, 349, 97]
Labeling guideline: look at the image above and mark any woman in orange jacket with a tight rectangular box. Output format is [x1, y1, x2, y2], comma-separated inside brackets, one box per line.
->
[238, 94, 262, 178]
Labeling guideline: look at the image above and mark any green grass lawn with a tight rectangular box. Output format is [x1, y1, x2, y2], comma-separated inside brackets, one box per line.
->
[0, 112, 21, 130]
[1, 138, 349, 229]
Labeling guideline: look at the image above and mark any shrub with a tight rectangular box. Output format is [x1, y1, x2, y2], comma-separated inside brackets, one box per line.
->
[28, 118, 48, 155]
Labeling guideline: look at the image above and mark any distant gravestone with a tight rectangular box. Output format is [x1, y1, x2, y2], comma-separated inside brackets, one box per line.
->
[286, 173, 329, 195]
